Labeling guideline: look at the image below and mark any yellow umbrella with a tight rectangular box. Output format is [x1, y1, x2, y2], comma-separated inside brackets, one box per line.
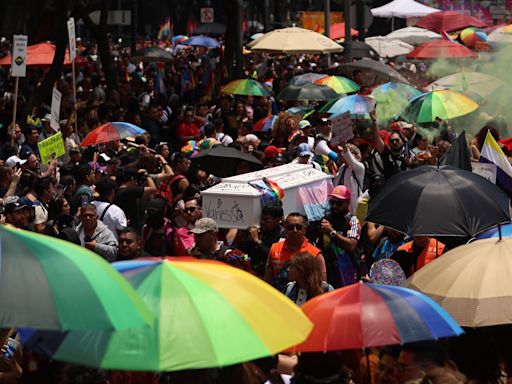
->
[405, 237, 512, 327]
[248, 27, 343, 54]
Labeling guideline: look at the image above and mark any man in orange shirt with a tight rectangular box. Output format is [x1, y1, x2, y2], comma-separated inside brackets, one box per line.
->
[264, 212, 326, 290]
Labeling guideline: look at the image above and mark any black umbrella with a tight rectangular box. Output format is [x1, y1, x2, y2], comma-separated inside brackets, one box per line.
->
[192, 22, 226, 36]
[276, 83, 339, 101]
[191, 146, 263, 178]
[337, 59, 410, 85]
[366, 165, 511, 237]
[342, 41, 379, 60]
[131, 47, 173, 63]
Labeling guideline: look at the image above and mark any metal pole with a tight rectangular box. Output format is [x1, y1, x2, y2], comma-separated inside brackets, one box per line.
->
[11, 77, 19, 133]
[344, 0, 352, 59]
[324, 0, 331, 66]
[264, 0, 270, 32]
[357, 0, 365, 41]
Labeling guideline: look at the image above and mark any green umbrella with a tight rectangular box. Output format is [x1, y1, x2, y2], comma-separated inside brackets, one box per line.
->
[399, 89, 479, 123]
[21, 258, 312, 371]
[221, 79, 271, 96]
[0, 225, 153, 331]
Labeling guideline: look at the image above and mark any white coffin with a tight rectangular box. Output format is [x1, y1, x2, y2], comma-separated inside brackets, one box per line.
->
[201, 164, 333, 229]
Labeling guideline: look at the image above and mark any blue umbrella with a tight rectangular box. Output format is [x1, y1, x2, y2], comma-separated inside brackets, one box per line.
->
[370, 82, 421, 101]
[327, 94, 375, 119]
[474, 223, 512, 240]
[182, 35, 220, 48]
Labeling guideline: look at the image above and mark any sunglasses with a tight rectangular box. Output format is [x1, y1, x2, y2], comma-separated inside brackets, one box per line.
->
[286, 224, 304, 231]
[330, 199, 345, 206]
[184, 207, 197, 213]
[390, 138, 401, 143]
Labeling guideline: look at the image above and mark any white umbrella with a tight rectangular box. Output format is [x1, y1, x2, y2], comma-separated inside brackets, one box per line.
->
[385, 26, 441, 45]
[372, 0, 439, 30]
[426, 72, 506, 98]
[488, 26, 512, 44]
[247, 27, 343, 54]
[365, 36, 414, 58]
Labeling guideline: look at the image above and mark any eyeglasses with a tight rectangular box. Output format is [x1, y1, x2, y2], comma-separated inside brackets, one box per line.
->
[330, 199, 345, 206]
[286, 224, 304, 231]
[390, 138, 401, 143]
[184, 207, 197, 213]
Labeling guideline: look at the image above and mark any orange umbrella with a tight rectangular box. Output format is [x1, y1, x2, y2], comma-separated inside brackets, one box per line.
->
[330, 23, 359, 40]
[406, 40, 476, 59]
[0, 43, 87, 67]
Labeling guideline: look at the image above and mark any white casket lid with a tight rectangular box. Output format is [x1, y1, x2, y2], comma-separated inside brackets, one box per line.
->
[222, 163, 311, 183]
[201, 181, 262, 197]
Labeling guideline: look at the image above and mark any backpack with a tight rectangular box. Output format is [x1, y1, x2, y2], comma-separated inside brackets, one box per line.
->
[156, 175, 186, 205]
[364, 150, 386, 197]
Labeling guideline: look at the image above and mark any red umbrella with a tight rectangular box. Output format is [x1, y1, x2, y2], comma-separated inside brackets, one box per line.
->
[416, 11, 487, 33]
[0, 43, 87, 68]
[406, 39, 477, 59]
[330, 23, 359, 40]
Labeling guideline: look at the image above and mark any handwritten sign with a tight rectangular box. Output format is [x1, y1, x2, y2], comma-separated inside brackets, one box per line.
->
[330, 112, 353, 146]
[12, 35, 27, 78]
[472, 161, 497, 184]
[202, 196, 260, 229]
[67, 18, 76, 61]
[38, 132, 65, 164]
[50, 87, 62, 132]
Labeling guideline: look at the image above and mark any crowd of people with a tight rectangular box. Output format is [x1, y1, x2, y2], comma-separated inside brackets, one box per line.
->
[0, 31, 511, 384]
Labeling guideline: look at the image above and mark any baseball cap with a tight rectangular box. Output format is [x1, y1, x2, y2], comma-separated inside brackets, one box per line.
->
[190, 218, 218, 234]
[297, 143, 313, 157]
[5, 155, 27, 168]
[4, 200, 28, 214]
[298, 120, 312, 130]
[330, 185, 351, 201]
[41, 113, 51, 122]
[263, 145, 284, 160]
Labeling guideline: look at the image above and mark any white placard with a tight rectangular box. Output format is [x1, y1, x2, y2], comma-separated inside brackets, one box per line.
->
[67, 18, 76, 61]
[50, 87, 62, 131]
[200, 8, 214, 23]
[11, 35, 27, 78]
[330, 112, 354, 146]
[472, 161, 497, 184]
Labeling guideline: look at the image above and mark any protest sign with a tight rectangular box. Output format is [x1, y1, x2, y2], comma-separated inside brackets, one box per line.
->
[67, 18, 76, 61]
[50, 87, 62, 132]
[330, 112, 353, 146]
[38, 132, 66, 164]
[12, 35, 27, 78]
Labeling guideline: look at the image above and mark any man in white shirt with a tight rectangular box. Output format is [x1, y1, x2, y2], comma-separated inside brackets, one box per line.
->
[91, 177, 127, 239]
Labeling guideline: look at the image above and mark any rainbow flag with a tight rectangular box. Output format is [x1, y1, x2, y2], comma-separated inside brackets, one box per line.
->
[250, 178, 285, 206]
[157, 18, 172, 41]
[480, 130, 512, 195]
[155, 62, 166, 96]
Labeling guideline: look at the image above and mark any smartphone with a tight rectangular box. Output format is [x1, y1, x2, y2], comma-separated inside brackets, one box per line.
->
[81, 195, 89, 206]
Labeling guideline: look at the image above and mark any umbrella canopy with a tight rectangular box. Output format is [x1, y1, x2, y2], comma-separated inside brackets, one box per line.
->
[365, 37, 415, 58]
[343, 40, 379, 59]
[405, 238, 512, 327]
[399, 90, 478, 123]
[0, 43, 86, 67]
[172, 35, 189, 45]
[20, 257, 313, 371]
[0, 225, 153, 331]
[221, 79, 271, 97]
[131, 47, 173, 63]
[337, 59, 410, 85]
[475, 223, 512, 240]
[276, 83, 339, 101]
[366, 165, 511, 237]
[314, 75, 360, 94]
[459, 27, 487, 47]
[80, 122, 146, 147]
[372, 0, 440, 18]
[371, 82, 422, 122]
[192, 22, 226, 36]
[253, 115, 278, 132]
[248, 27, 343, 54]
[327, 94, 376, 118]
[488, 26, 512, 43]
[426, 72, 505, 98]
[330, 23, 359, 40]
[371, 82, 421, 100]
[182, 35, 220, 48]
[288, 73, 329, 85]
[386, 27, 441, 45]
[191, 146, 263, 178]
[416, 11, 487, 33]
[250, 33, 265, 40]
[406, 39, 477, 59]
[291, 282, 462, 352]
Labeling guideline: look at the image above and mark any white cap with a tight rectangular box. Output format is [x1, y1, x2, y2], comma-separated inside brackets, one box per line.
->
[5, 156, 27, 168]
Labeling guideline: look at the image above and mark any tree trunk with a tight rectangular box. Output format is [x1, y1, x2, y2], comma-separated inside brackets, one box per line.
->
[224, 0, 243, 79]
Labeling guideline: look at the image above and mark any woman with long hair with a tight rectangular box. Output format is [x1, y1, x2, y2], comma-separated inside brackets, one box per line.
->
[284, 252, 334, 306]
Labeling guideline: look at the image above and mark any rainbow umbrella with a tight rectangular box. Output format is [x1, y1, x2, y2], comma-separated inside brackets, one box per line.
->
[20, 257, 312, 371]
[460, 27, 487, 47]
[222, 79, 271, 97]
[0, 226, 153, 331]
[371, 82, 422, 122]
[314, 75, 360, 94]
[327, 94, 376, 119]
[291, 282, 463, 352]
[253, 115, 278, 132]
[398, 90, 479, 123]
[370, 82, 421, 101]
[172, 34, 189, 45]
[80, 122, 146, 147]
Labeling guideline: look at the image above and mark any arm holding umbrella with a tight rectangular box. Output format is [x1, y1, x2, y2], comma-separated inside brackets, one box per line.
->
[369, 112, 386, 154]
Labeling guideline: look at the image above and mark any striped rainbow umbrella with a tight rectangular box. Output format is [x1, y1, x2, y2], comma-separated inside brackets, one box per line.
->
[327, 94, 376, 119]
[371, 82, 422, 122]
[398, 89, 479, 123]
[314, 75, 360, 94]
[222, 79, 271, 97]
[80, 122, 146, 147]
[172, 35, 189, 44]
[20, 257, 312, 371]
[0, 225, 153, 331]
[459, 27, 487, 47]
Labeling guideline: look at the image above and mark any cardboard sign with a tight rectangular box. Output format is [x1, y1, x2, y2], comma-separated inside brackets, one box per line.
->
[472, 161, 497, 184]
[38, 132, 66, 164]
[67, 18, 76, 61]
[330, 112, 354, 146]
[11, 35, 27, 78]
[200, 8, 214, 23]
[50, 87, 62, 132]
